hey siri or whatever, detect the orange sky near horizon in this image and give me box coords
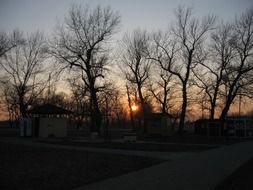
[0,95,252,122]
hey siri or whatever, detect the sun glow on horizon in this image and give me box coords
[131,105,138,112]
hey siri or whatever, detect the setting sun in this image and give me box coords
[131,105,138,111]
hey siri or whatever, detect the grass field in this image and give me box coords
[0,142,162,190]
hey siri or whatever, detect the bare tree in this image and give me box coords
[46,91,69,107]
[193,23,235,119]
[0,80,19,126]
[50,5,120,133]
[0,30,23,57]
[0,30,24,122]
[126,84,135,130]
[148,7,215,134]
[0,31,48,118]
[68,77,90,129]
[149,70,176,114]
[98,82,126,129]
[120,29,151,133]
[219,7,253,123]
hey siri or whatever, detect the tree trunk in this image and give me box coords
[90,88,102,134]
[219,101,230,136]
[19,94,26,118]
[137,83,147,134]
[210,101,216,120]
[219,87,238,135]
[126,85,135,131]
[178,84,187,135]
[177,51,192,135]
[209,78,221,120]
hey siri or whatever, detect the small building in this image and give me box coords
[23,104,73,138]
[146,113,175,136]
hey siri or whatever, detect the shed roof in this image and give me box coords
[27,104,73,115]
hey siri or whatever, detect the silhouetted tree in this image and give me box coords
[149,70,177,114]
[148,7,215,134]
[0,30,23,125]
[98,82,126,129]
[50,4,120,134]
[126,84,135,130]
[0,31,49,118]
[47,92,69,107]
[0,80,19,126]
[120,29,151,133]
[193,23,235,119]
[68,77,90,129]
[0,30,23,57]
[219,7,253,124]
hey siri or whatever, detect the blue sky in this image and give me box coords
[0,0,252,36]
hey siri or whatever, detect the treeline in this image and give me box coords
[0,4,253,134]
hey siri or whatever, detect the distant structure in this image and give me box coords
[195,116,253,138]
[145,113,175,136]
[226,116,253,137]
[195,119,223,136]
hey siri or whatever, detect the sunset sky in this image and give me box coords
[0,0,253,120]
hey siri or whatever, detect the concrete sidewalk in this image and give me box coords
[74,141,253,190]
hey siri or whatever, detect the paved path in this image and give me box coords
[2,138,253,190]
[74,141,253,190]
